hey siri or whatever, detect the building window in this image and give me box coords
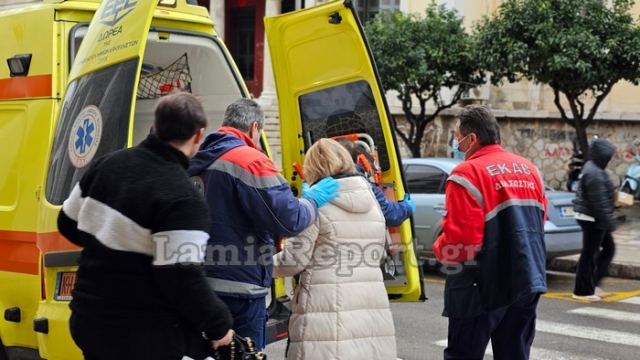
[229,7,256,80]
[354,0,400,23]
[225,0,265,98]
[282,0,296,13]
[196,0,210,9]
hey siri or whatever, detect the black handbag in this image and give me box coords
[211,334,267,360]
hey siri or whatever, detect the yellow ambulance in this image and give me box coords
[0,0,424,358]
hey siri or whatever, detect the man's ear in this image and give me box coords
[469,133,478,146]
[194,128,205,146]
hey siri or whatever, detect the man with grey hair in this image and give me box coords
[188,98,339,350]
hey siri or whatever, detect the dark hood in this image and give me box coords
[187,131,245,176]
[589,138,616,169]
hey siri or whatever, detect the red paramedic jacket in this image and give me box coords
[433,144,548,318]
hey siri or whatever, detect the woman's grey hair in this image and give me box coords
[222,98,264,132]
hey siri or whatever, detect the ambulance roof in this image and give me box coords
[1,0,211,21]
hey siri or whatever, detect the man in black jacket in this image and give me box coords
[572,138,618,301]
[58,92,233,359]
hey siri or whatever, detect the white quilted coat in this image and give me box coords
[273,176,397,360]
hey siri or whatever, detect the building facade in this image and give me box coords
[206,0,640,189]
[3,0,635,187]
[396,0,640,189]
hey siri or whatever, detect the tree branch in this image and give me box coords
[391,114,411,149]
[585,82,614,127]
[397,87,417,152]
[565,92,582,122]
[413,86,466,149]
[553,88,574,127]
[449,86,467,107]
[576,97,585,119]
[430,90,462,120]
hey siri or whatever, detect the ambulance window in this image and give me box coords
[69,25,88,67]
[131,32,245,145]
[46,58,138,205]
[298,80,390,171]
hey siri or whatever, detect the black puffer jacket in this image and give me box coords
[573,139,618,231]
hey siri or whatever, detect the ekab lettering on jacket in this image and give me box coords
[486,162,537,191]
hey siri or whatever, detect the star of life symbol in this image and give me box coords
[100,0,138,27]
[75,119,94,154]
[68,106,102,169]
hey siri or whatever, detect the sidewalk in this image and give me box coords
[548,202,640,280]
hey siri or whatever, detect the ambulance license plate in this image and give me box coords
[54,272,77,301]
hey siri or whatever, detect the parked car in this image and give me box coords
[403,158,583,261]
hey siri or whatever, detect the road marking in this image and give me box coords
[620,296,640,305]
[433,339,606,359]
[537,319,640,348]
[544,289,640,303]
[424,277,446,285]
[600,289,640,303]
[568,307,640,323]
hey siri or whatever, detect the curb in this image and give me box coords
[548,257,640,281]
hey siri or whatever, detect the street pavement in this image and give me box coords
[265,271,640,360]
[549,203,640,279]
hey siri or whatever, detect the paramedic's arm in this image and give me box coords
[370,183,412,227]
[433,181,485,264]
[238,157,317,239]
[273,217,321,277]
[151,198,233,342]
[57,184,83,246]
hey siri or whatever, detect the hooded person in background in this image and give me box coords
[188,98,340,350]
[572,138,618,301]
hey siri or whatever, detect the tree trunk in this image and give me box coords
[409,140,422,158]
[574,120,589,160]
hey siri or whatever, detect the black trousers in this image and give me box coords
[574,220,616,296]
[444,293,541,360]
[70,312,210,360]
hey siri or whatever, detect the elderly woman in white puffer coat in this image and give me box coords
[273,138,397,360]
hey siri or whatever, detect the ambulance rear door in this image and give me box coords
[38,2,158,358]
[265,0,425,302]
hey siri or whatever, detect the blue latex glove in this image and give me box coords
[302,182,311,196]
[302,177,340,208]
[403,193,416,214]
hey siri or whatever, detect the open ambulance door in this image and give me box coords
[265,0,425,302]
[37,2,157,359]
